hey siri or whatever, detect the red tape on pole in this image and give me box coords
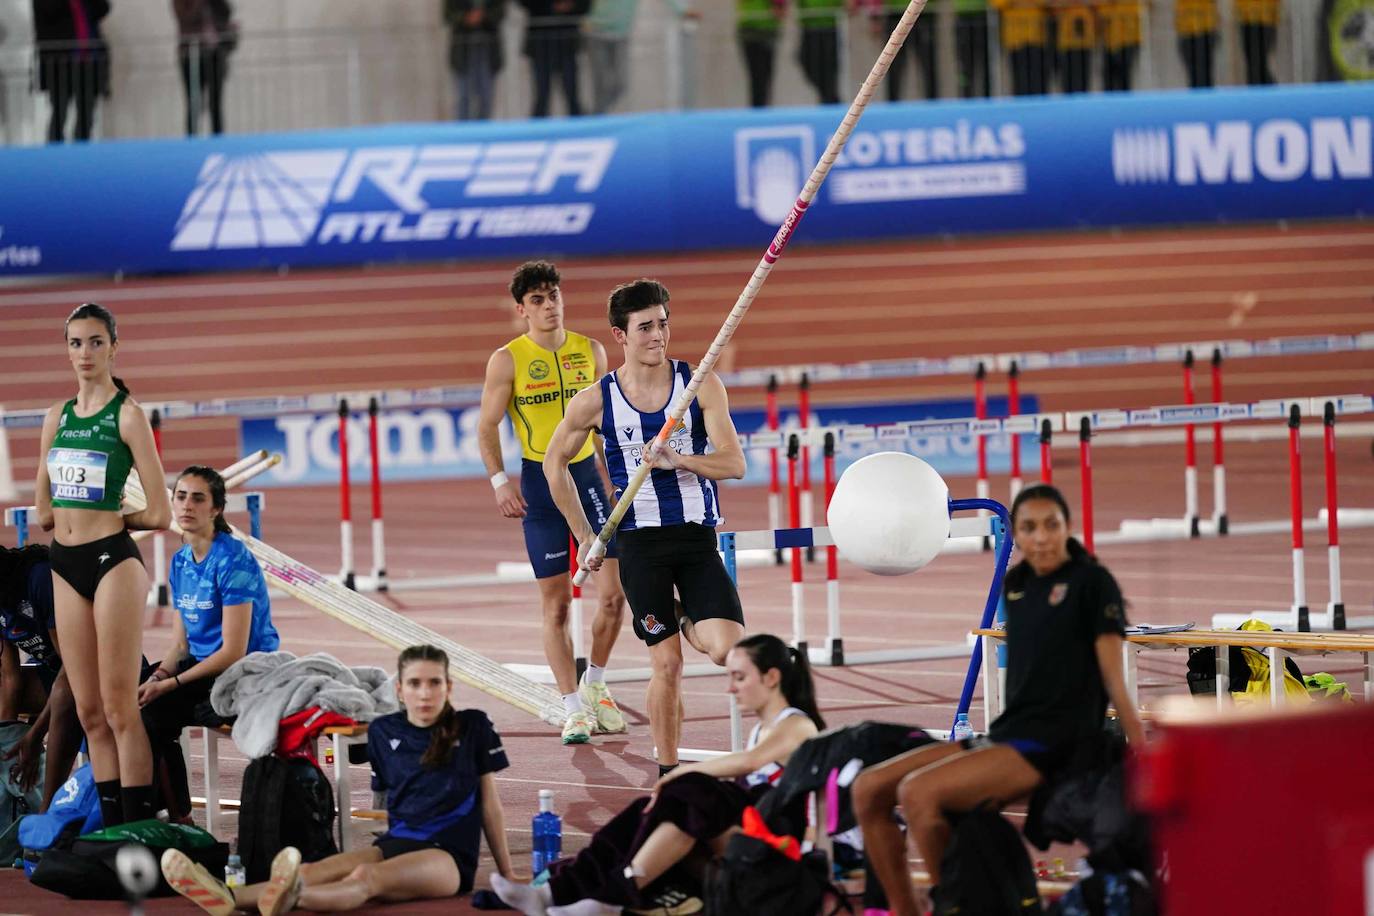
[1008,362,1021,480]
[368,397,383,523]
[1039,419,1053,484]
[1079,417,1094,554]
[338,400,352,524]
[974,362,988,483]
[824,433,837,582]
[788,435,802,585]
[1324,402,1338,548]
[1288,406,1303,551]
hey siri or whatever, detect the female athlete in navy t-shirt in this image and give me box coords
[161,644,519,915]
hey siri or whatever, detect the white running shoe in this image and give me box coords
[160,848,236,916]
[258,845,303,916]
[561,708,596,745]
[580,677,627,734]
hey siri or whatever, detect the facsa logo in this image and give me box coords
[172,140,617,251]
[1113,117,1371,185]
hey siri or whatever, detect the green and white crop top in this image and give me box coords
[46,391,135,512]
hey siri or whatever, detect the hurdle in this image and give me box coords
[1209,394,1374,633]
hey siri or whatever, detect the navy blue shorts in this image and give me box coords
[521,457,617,579]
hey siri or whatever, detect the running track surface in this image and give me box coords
[1,222,1372,913]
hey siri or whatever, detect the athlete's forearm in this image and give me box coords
[477,420,507,476]
[120,507,167,531]
[673,448,746,481]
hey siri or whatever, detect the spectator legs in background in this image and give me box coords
[885,13,939,101]
[799,27,840,104]
[1179,33,1216,87]
[1102,46,1137,90]
[1240,22,1275,84]
[530,40,555,117]
[588,34,627,114]
[740,35,775,107]
[555,36,583,116]
[206,50,226,135]
[46,82,70,142]
[956,12,991,97]
[455,44,496,120]
[1009,45,1048,95]
[1061,48,1091,92]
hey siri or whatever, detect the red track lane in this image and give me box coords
[1,222,1373,913]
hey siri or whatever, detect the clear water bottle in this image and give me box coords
[224,852,246,889]
[531,789,562,876]
[951,713,974,743]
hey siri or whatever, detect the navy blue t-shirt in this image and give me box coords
[0,562,60,672]
[367,709,509,880]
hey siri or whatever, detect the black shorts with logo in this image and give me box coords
[49,530,144,602]
[615,523,743,647]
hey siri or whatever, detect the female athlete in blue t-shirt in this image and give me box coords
[161,644,519,915]
[137,466,281,821]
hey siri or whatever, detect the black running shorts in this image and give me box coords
[615,523,744,647]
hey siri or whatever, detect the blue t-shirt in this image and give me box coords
[0,562,60,671]
[170,532,280,662]
[367,709,509,881]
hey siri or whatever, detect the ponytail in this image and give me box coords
[112,376,131,394]
[421,701,462,768]
[734,633,826,730]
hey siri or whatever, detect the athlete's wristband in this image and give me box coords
[490,472,510,490]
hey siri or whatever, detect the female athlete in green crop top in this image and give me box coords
[35,303,171,827]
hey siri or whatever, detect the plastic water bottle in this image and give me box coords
[951,713,974,743]
[531,789,562,875]
[224,853,246,890]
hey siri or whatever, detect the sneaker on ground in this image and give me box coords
[580,677,627,734]
[561,708,596,745]
[160,848,236,916]
[258,845,303,916]
[626,885,704,916]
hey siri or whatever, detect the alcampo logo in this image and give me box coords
[171,139,617,251]
[1112,117,1372,185]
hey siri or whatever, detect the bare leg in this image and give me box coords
[231,848,382,909]
[587,559,625,670]
[646,637,683,767]
[299,849,461,911]
[536,574,576,696]
[686,617,744,667]
[41,676,82,810]
[93,559,153,787]
[627,822,695,888]
[897,746,1041,884]
[51,575,117,781]
[853,743,965,916]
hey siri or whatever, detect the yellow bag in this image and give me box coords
[1233,619,1311,706]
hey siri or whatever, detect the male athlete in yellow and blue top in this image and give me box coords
[478,261,628,745]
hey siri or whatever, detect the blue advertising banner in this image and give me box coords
[239,396,1040,489]
[2,84,1371,276]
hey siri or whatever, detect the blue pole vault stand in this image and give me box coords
[948,497,1013,731]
